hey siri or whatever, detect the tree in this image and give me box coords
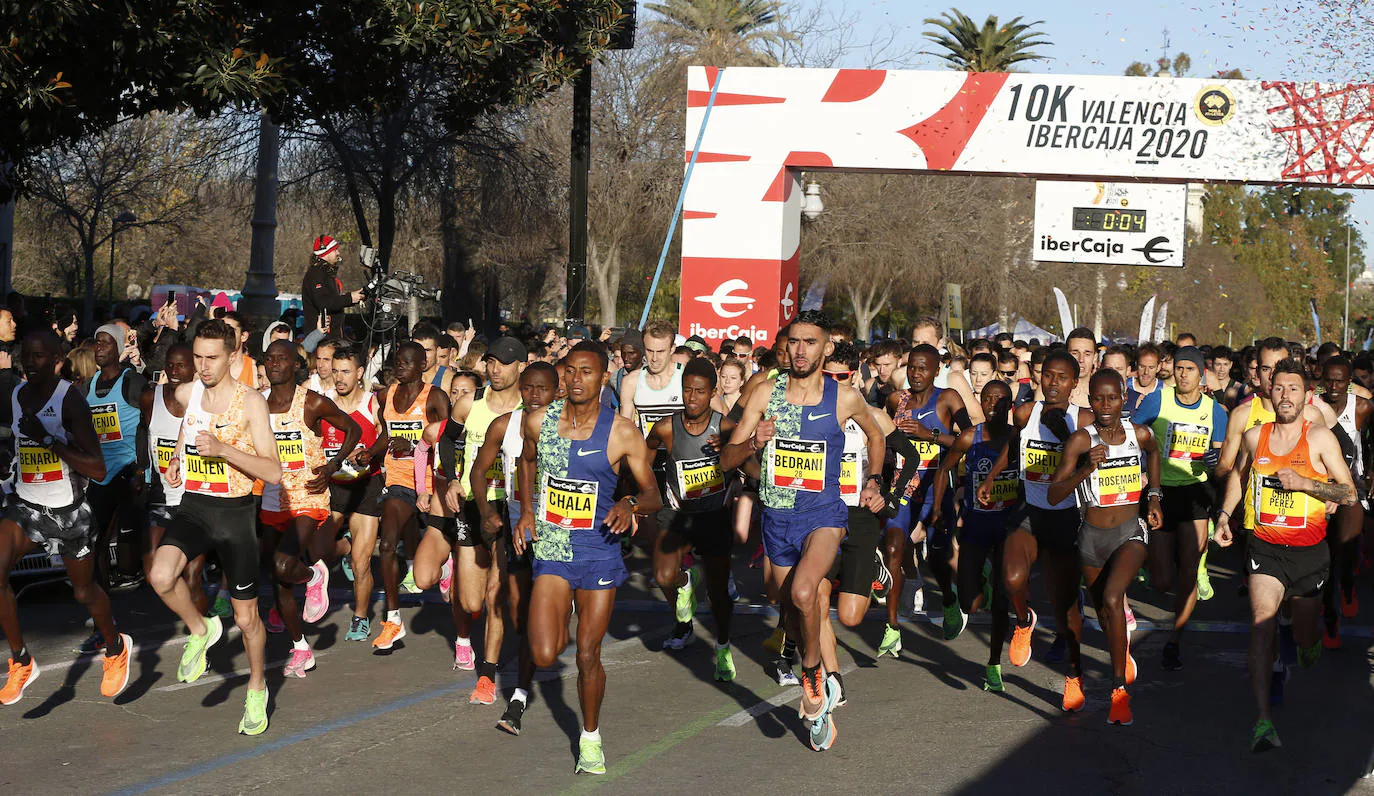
[922,10,1052,72]
[647,0,786,66]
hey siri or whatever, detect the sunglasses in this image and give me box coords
[824,370,853,381]
[998,369,1017,377]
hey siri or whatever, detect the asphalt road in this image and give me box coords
[2,541,1373,795]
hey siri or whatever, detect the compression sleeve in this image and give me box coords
[414,440,431,497]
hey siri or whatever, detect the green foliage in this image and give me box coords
[646,0,785,66]
[922,9,1051,72]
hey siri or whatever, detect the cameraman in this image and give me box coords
[302,234,364,334]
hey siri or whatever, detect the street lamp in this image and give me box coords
[107,211,137,304]
[801,181,825,221]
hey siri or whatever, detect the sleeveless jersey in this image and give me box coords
[891,388,948,500]
[12,380,80,506]
[1334,392,1363,481]
[665,411,727,513]
[967,425,1018,514]
[839,417,868,509]
[534,400,620,562]
[1151,386,1219,486]
[1250,421,1328,547]
[632,364,684,436]
[1075,420,1144,509]
[86,369,139,485]
[430,365,450,388]
[1020,401,1078,510]
[502,409,526,527]
[181,380,257,498]
[148,384,185,507]
[760,374,845,513]
[322,392,380,483]
[261,385,329,513]
[382,383,432,490]
[464,393,508,501]
[1240,395,1277,529]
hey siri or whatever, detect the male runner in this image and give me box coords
[259,339,360,678]
[86,323,149,592]
[515,342,661,774]
[648,358,738,678]
[1317,356,1370,647]
[413,323,456,393]
[149,319,282,734]
[307,336,338,394]
[619,319,684,431]
[1215,358,1355,751]
[723,310,886,752]
[470,361,558,734]
[1126,343,1164,414]
[1132,346,1228,669]
[0,331,132,704]
[1065,328,1098,408]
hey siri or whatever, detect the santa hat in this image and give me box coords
[312,235,340,257]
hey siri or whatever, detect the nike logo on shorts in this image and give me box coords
[1250,559,1259,571]
[598,578,614,586]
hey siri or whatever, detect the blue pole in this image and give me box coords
[639,69,724,328]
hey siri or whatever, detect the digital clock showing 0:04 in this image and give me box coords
[1072,207,1147,233]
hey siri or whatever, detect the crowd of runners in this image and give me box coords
[0,260,1370,770]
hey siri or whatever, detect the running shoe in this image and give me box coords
[1297,641,1322,669]
[983,664,1004,693]
[871,549,892,604]
[575,737,606,775]
[401,567,420,595]
[75,630,105,655]
[99,633,133,698]
[807,676,841,751]
[1196,551,1214,601]
[675,567,699,624]
[266,607,285,634]
[453,641,475,670]
[763,627,785,654]
[1250,718,1281,752]
[238,687,269,736]
[439,555,453,603]
[371,620,406,651]
[1269,663,1287,707]
[1124,604,1138,634]
[1046,633,1066,664]
[1161,641,1183,671]
[828,672,846,707]
[497,698,527,735]
[0,656,38,705]
[1009,609,1037,667]
[1061,675,1085,712]
[663,621,693,651]
[283,645,316,679]
[1107,686,1133,726]
[714,646,737,682]
[344,616,370,642]
[303,561,331,623]
[210,594,233,619]
[771,656,799,687]
[1342,590,1359,619]
[1126,643,1138,686]
[1324,622,1342,650]
[878,624,903,658]
[470,675,497,705]
[942,596,968,641]
[177,615,223,684]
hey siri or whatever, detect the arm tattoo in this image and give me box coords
[1304,479,1356,506]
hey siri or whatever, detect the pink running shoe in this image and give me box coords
[302,561,330,623]
[439,555,454,604]
[283,645,316,678]
[453,641,475,671]
[1124,604,1138,634]
[266,607,285,634]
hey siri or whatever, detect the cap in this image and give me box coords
[95,324,125,358]
[620,328,644,353]
[263,321,292,352]
[1173,345,1206,374]
[567,325,590,341]
[485,336,528,365]
[312,235,340,257]
[684,335,708,354]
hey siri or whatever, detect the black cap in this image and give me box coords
[568,325,591,341]
[485,336,528,364]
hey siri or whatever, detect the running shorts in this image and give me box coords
[656,506,732,559]
[762,499,848,569]
[1017,505,1080,553]
[533,555,627,590]
[330,477,383,518]
[4,493,96,560]
[1078,516,1148,569]
[829,506,882,596]
[1248,535,1329,599]
[1159,482,1214,529]
[161,493,258,601]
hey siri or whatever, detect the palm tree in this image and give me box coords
[646,0,786,66]
[923,10,1051,72]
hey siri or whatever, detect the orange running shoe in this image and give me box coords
[1107,686,1133,726]
[372,621,407,651]
[798,666,825,720]
[1342,591,1358,619]
[1061,676,1085,712]
[1125,645,1138,686]
[0,655,39,706]
[1009,609,1037,667]
[100,633,133,699]
[469,675,497,705]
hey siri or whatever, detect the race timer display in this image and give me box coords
[1072,207,1147,232]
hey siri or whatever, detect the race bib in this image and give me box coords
[485,459,507,496]
[1094,455,1143,507]
[895,440,941,474]
[185,444,230,495]
[156,436,177,476]
[839,451,859,496]
[388,419,423,456]
[1023,439,1062,483]
[18,441,63,483]
[637,411,671,435]
[973,469,1019,511]
[275,429,306,472]
[677,455,724,500]
[1255,475,1307,529]
[1165,422,1210,461]
[90,403,123,443]
[543,475,598,530]
[771,438,826,493]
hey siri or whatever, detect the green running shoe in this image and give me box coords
[984,664,1005,692]
[344,616,370,642]
[177,615,222,684]
[575,737,606,774]
[1197,547,1214,601]
[1297,641,1322,669]
[1250,718,1281,752]
[210,594,233,619]
[401,567,420,595]
[943,595,968,641]
[675,566,699,624]
[238,687,269,736]
[714,645,737,682]
[879,624,902,658]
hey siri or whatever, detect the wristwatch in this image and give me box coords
[40,434,56,448]
[624,495,640,510]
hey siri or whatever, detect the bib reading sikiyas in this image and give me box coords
[543,475,598,530]
[1023,439,1062,483]
[90,402,123,443]
[1165,422,1210,461]
[677,456,725,500]
[18,441,63,483]
[275,429,306,472]
[185,444,231,495]
[771,438,826,492]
